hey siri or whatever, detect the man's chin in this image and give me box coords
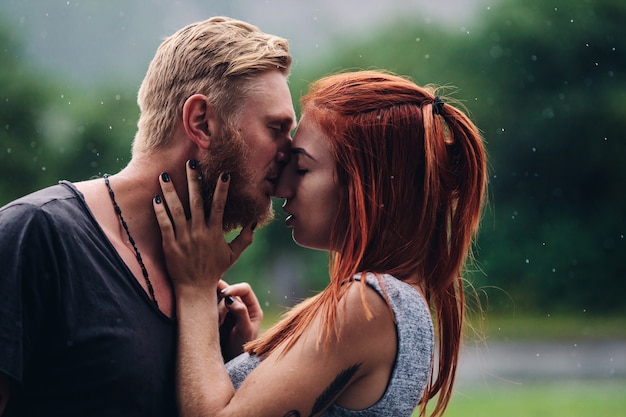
[221,200,274,233]
[253,205,275,230]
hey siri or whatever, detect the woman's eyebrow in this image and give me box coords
[291,147,316,161]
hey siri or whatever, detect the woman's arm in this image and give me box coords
[155,162,396,417]
[231,282,396,416]
[154,163,257,415]
[176,277,395,417]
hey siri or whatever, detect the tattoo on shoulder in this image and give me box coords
[310,363,362,415]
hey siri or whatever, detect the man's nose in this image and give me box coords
[275,135,292,164]
[276,150,289,164]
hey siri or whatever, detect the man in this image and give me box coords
[0,16,296,416]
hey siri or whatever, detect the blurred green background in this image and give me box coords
[1,0,625,414]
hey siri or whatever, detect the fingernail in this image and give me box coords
[161,172,170,182]
[225,296,234,305]
[221,172,230,182]
[251,222,257,231]
[189,159,197,169]
[154,194,162,204]
[220,288,229,294]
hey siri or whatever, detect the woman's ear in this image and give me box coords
[182,94,220,150]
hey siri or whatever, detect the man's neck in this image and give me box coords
[73,149,192,317]
[105,153,191,253]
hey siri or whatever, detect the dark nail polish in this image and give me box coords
[161,172,170,182]
[189,159,197,170]
[251,222,257,231]
[221,172,230,182]
[225,296,234,305]
[154,194,162,204]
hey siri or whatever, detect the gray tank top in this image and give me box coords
[226,273,434,416]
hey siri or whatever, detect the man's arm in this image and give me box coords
[0,373,11,415]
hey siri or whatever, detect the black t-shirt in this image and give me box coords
[0,182,178,416]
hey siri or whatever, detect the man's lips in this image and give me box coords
[265,177,278,196]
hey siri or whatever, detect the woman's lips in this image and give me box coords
[283,208,294,227]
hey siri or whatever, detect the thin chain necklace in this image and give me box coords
[103,174,158,307]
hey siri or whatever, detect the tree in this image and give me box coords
[291,0,626,313]
[0,20,137,206]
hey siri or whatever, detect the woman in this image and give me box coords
[154,70,487,417]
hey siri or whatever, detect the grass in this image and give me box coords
[418,380,626,417]
[420,313,626,416]
[475,312,626,341]
[261,309,626,416]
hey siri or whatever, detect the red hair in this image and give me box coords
[246,70,487,417]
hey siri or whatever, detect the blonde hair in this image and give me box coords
[132,16,291,154]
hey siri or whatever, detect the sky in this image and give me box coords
[0,0,493,85]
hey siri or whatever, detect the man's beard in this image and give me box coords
[198,127,274,233]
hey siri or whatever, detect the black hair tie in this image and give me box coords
[433,96,445,115]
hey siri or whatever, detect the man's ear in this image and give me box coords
[182,94,220,150]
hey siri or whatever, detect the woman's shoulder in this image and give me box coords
[348,272,433,342]
[340,274,394,323]
[351,273,428,311]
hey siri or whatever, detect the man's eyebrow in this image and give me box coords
[291,147,316,161]
[268,114,297,130]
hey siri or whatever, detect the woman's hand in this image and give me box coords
[153,161,254,291]
[218,280,264,361]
